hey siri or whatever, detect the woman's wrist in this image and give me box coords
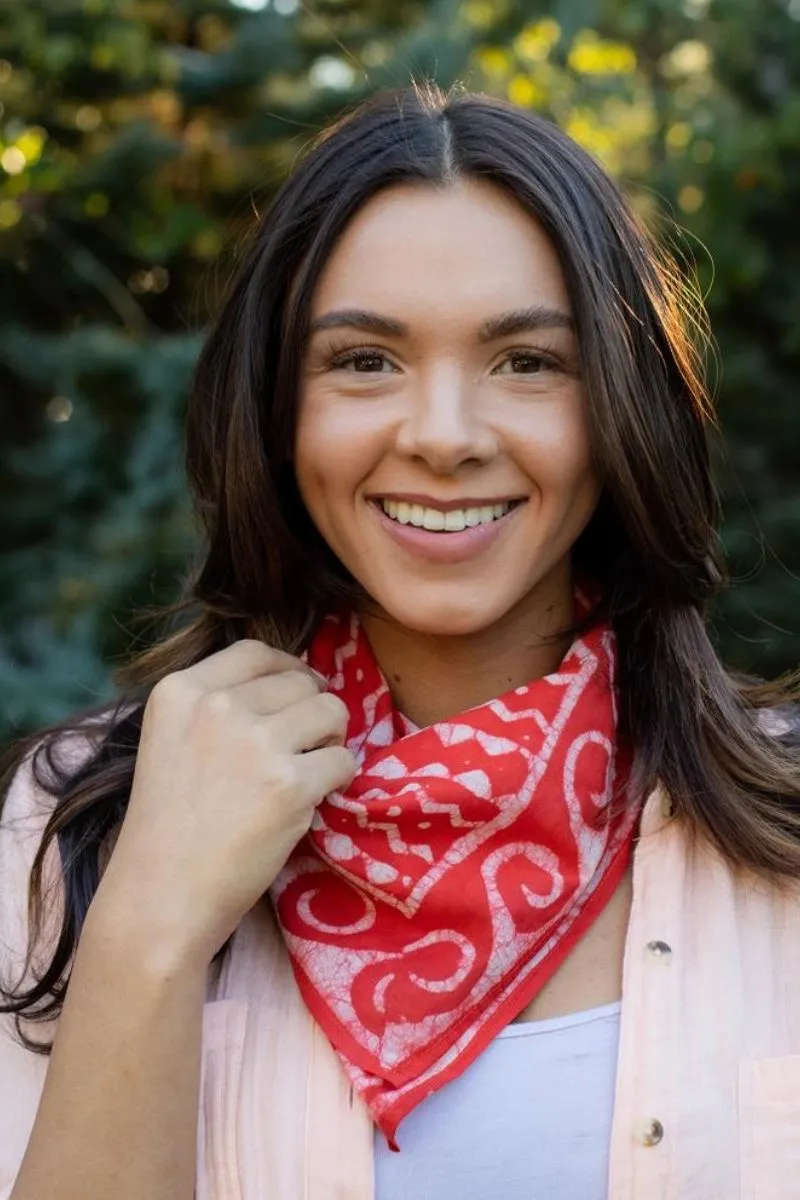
[83,883,214,987]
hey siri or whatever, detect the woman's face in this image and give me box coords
[296,179,600,637]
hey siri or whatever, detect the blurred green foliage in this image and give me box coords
[0,0,798,739]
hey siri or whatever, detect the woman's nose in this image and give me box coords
[394,367,498,473]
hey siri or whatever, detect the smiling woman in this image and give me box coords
[297,182,597,667]
[0,83,799,1200]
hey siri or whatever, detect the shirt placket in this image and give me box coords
[608,787,679,1199]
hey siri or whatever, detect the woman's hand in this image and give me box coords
[93,640,355,966]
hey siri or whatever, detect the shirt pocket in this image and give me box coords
[739,1055,800,1200]
[196,999,249,1200]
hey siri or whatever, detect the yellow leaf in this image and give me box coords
[678,184,704,212]
[666,122,692,150]
[568,30,636,76]
[514,18,560,62]
[0,199,22,229]
[84,192,109,217]
[662,40,711,77]
[508,75,538,107]
[0,147,25,175]
[90,44,116,70]
[478,47,512,76]
[15,127,47,166]
[462,0,496,29]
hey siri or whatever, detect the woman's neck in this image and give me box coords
[360,577,575,728]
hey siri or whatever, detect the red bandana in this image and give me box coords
[270,606,639,1149]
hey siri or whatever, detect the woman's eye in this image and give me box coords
[494,352,552,375]
[332,350,396,374]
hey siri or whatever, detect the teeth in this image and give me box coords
[423,508,446,531]
[380,500,513,531]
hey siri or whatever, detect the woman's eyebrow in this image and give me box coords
[308,309,406,337]
[477,305,574,341]
[307,304,574,339]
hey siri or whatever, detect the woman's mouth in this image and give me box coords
[378,498,518,532]
[368,496,526,564]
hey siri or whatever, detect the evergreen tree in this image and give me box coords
[0,0,797,741]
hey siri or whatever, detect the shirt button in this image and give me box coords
[640,1118,665,1147]
[646,940,672,959]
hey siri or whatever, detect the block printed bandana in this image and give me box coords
[269,606,640,1149]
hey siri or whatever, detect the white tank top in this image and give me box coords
[374,1001,621,1200]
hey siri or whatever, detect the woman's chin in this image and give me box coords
[371,592,511,639]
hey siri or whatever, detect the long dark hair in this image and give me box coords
[2,82,798,1048]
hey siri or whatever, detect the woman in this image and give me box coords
[1,82,799,1200]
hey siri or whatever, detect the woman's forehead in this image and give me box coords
[307,179,573,328]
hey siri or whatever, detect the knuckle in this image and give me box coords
[197,689,235,720]
[288,670,319,697]
[267,756,301,799]
[320,691,348,726]
[329,745,357,778]
[240,638,295,670]
[234,638,275,663]
[149,671,193,709]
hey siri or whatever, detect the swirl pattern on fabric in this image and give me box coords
[269,603,639,1149]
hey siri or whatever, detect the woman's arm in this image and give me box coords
[10,901,207,1200]
[4,640,355,1199]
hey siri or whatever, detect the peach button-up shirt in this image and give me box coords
[2,748,800,1199]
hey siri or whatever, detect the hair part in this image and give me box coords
[2,81,798,1049]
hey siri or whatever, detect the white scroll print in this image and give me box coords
[294,632,602,923]
[270,627,627,1083]
[266,611,645,1149]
